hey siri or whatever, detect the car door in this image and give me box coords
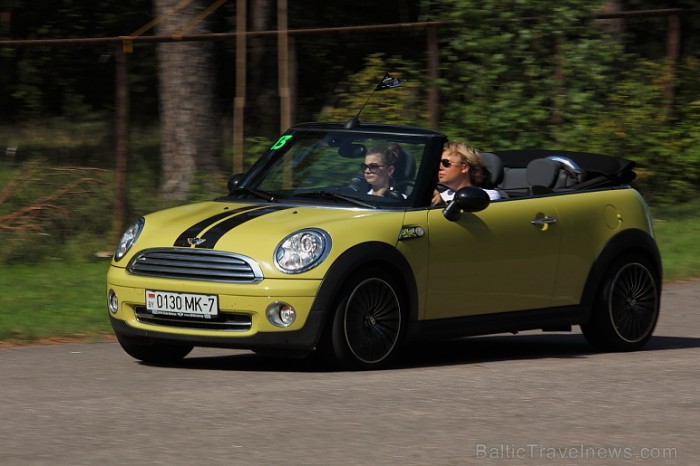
[424,197,561,319]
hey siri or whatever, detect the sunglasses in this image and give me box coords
[360,163,385,173]
[440,159,466,168]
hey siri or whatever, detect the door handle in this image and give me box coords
[531,217,557,225]
[531,216,557,231]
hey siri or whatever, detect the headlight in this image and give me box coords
[274,228,331,274]
[114,217,144,261]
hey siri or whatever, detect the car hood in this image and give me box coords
[120,200,409,278]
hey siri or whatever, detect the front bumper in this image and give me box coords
[107,265,327,352]
[109,311,325,352]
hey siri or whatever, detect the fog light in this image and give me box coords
[108,290,119,314]
[266,302,296,327]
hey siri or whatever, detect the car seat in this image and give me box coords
[526,156,585,194]
[392,147,416,196]
[479,152,507,198]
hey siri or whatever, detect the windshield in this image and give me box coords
[235,129,429,208]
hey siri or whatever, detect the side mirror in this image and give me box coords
[443,186,490,221]
[227,173,245,193]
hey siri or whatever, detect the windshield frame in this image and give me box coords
[227,122,447,209]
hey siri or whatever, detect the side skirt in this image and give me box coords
[405,305,591,343]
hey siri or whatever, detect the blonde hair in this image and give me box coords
[443,141,483,185]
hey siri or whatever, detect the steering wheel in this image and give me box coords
[392,179,415,194]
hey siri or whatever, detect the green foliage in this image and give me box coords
[554,58,700,204]
[435,0,700,205]
[437,0,620,148]
[2,1,700,226]
[318,53,429,127]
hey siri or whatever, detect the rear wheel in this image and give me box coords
[330,268,405,370]
[581,254,660,352]
[115,332,193,364]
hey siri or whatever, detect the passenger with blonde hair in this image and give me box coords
[431,141,500,205]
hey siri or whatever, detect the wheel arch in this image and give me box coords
[581,228,662,307]
[310,241,419,333]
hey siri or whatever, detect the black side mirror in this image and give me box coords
[443,186,490,221]
[227,173,245,193]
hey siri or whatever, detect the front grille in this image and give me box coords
[127,248,263,283]
[135,306,252,331]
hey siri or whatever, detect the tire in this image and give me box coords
[329,268,405,370]
[581,253,660,352]
[115,332,193,365]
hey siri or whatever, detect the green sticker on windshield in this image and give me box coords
[271,134,293,150]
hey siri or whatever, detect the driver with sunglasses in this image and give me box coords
[431,141,501,206]
[361,144,406,198]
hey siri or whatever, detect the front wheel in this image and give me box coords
[115,332,194,365]
[330,268,405,370]
[581,254,660,352]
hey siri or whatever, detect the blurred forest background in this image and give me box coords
[1,0,700,265]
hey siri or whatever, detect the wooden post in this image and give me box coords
[663,12,680,118]
[112,46,129,246]
[278,0,292,188]
[233,0,246,174]
[278,0,290,133]
[427,24,439,131]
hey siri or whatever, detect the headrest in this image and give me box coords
[526,158,561,188]
[393,148,416,181]
[479,152,504,188]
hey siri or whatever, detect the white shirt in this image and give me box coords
[441,187,501,202]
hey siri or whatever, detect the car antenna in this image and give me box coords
[344,72,406,129]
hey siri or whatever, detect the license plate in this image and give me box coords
[145,290,218,319]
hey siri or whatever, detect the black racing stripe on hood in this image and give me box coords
[196,206,292,248]
[173,206,261,247]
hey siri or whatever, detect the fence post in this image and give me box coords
[664,12,680,118]
[112,45,129,246]
[427,24,439,131]
[233,0,246,174]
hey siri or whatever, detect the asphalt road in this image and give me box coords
[1,280,698,466]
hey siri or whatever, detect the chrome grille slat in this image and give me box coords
[138,259,253,272]
[127,248,263,283]
[134,306,252,331]
[130,264,251,277]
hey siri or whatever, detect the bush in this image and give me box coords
[0,160,114,264]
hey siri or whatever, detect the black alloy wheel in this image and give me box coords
[331,268,404,370]
[582,254,660,352]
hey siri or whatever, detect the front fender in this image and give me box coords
[307,241,419,343]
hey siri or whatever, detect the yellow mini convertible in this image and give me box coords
[107,121,662,369]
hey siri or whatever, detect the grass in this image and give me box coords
[652,200,700,282]
[0,201,699,345]
[0,260,113,343]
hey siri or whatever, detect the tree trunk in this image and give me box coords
[247,0,278,137]
[597,0,625,39]
[155,0,221,206]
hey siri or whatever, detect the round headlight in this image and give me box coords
[114,217,144,261]
[274,228,331,274]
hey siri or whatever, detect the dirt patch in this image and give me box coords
[0,333,116,348]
